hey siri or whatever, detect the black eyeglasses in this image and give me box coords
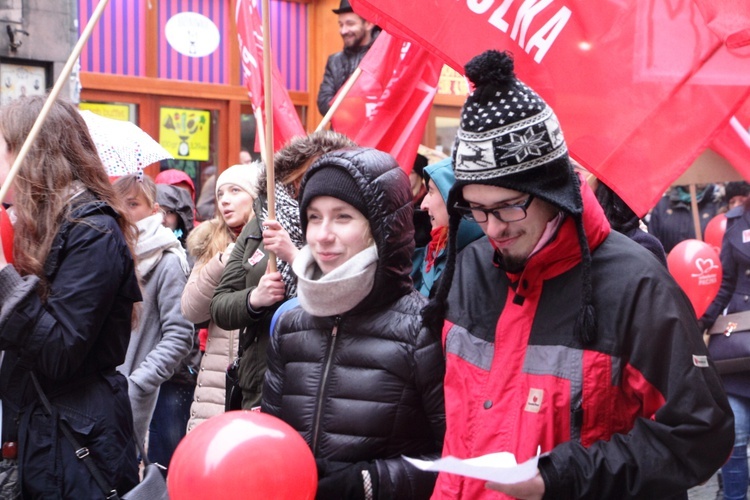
[453,195,535,223]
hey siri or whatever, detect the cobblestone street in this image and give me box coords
[688,471,720,500]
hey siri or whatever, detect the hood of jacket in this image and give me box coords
[424,158,484,252]
[156,184,195,234]
[299,148,415,315]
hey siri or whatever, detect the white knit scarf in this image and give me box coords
[135,213,190,279]
[292,244,378,317]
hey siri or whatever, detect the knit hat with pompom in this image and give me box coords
[424,50,597,346]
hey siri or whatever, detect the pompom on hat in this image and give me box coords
[424,50,597,346]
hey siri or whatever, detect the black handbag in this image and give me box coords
[31,373,168,500]
[706,311,750,375]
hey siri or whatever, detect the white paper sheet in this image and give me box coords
[404,449,540,484]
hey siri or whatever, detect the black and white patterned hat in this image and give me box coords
[424,50,597,346]
[451,50,581,217]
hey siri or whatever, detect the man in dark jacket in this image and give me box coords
[316,0,378,116]
[424,49,733,499]
[648,183,724,254]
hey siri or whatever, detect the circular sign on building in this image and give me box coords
[165,12,220,58]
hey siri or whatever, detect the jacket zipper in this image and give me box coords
[311,316,341,454]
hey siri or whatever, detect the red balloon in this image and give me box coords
[703,213,727,254]
[167,411,317,500]
[667,239,722,318]
[0,205,13,265]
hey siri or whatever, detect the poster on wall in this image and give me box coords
[0,62,47,105]
[79,102,131,122]
[159,107,210,161]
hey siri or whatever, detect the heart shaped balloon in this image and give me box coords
[667,239,722,318]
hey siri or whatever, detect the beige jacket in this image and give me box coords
[181,251,239,433]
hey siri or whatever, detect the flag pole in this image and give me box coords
[261,0,277,272]
[689,183,703,241]
[0,0,112,204]
[315,67,363,132]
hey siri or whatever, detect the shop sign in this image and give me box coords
[165,12,221,58]
[79,102,131,121]
[437,65,469,96]
[159,107,210,161]
[0,62,46,105]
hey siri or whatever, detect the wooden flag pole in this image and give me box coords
[0,0,112,204]
[689,183,703,241]
[315,67,363,133]
[261,0,277,272]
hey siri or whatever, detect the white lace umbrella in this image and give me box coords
[79,110,173,177]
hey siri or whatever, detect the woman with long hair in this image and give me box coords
[182,163,261,431]
[0,96,140,497]
[211,131,355,410]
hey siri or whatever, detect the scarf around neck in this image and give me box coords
[292,244,378,317]
[261,181,305,298]
[135,213,190,279]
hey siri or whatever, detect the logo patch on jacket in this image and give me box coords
[524,388,544,413]
[692,355,709,368]
[248,249,265,266]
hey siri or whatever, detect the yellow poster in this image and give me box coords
[159,107,210,161]
[79,102,131,121]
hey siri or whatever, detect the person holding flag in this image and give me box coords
[316,0,379,117]
[422,50,733,499]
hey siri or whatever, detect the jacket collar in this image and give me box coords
[507,177,611,286]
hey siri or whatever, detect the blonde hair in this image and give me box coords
[186,218,236,266]
[113,174,157,208]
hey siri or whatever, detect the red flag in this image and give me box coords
[693,0,750,48]
[236,0,305,153]
[711,99,750,177]
[331,31,443,174]
[350,0,750,216]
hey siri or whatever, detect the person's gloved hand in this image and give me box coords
[315,459,379,500]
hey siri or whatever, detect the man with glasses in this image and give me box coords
[424,50,733,499]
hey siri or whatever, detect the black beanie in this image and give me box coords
[299,166,369,226]
[424,50,597,345]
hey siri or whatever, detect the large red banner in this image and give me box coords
[236,0,305,153]
[711,98,750,176]
[350,0,750,216]
[331,31,443,174]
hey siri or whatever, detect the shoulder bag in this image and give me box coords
[706,311,750,375]
[30,373,168,500]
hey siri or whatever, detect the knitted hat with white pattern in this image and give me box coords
[424,50,597,346]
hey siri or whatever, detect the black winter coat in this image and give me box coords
[0,196,141,498]
[700,206,750,398]
[262,149,446,499]
[648,185,723,253]
[316,31,379,116]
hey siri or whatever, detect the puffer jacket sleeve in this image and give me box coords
[182,251,225,324]
[700,223,739,328]
[316,54,338,116]
[260,315,285,417]
[374,324,446,500]
[538,262,733,498]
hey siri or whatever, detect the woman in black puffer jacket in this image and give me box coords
[261,148,445,500]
